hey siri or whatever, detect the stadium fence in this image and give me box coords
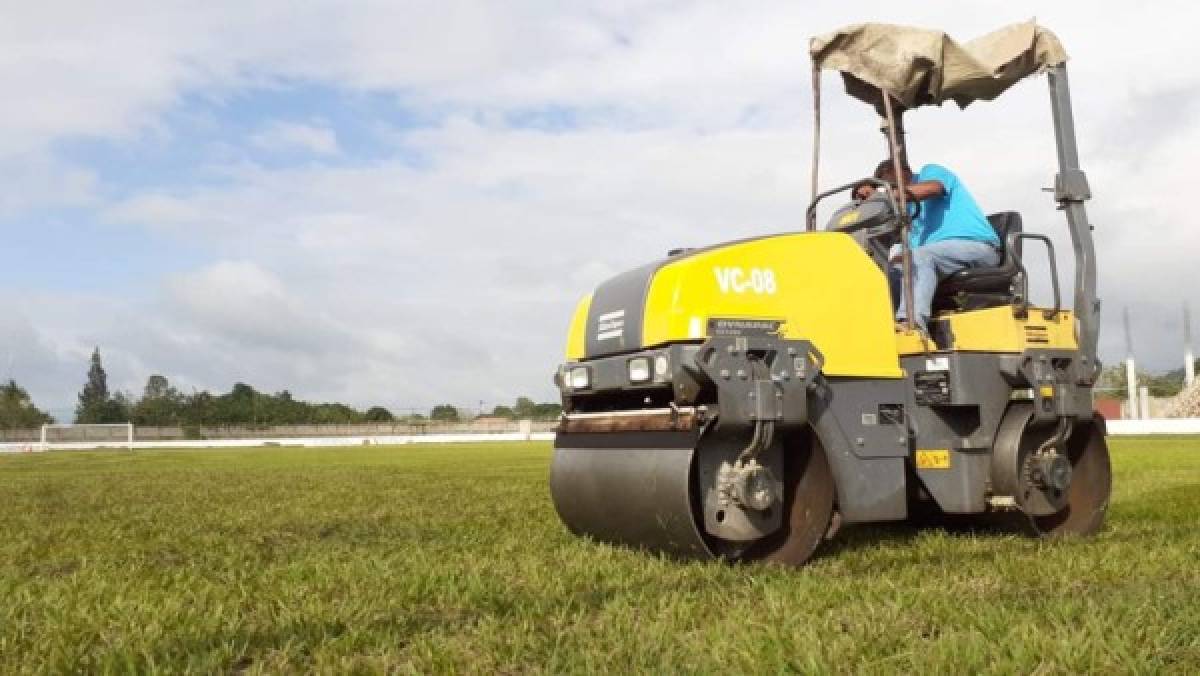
[0,419,558,443]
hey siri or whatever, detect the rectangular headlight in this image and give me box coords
[628,357,651,383]
[569,366,590,390]
[653,354,670,380]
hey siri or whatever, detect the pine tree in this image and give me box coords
[75,348,111,423]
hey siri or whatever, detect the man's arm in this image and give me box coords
[896,179,945,202]
[888,179,945,262]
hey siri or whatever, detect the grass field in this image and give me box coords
[1,438,1198,673]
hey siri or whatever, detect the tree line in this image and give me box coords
[6,349,1197,431]
[0,348,561,430]
[1095,360,1199,399]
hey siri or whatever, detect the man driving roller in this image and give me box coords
[855,159,1000,331]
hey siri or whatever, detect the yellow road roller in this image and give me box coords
[550,22,1110,565]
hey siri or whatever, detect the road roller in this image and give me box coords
[549,22,1111,565]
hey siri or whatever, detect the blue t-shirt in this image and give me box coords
[907,164,999,249]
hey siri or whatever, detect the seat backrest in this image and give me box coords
[987,211,1023,256]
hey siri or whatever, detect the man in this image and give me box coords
[855,159,1000,331]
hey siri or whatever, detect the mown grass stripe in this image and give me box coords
[1,439,1198,673]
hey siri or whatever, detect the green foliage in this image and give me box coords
[105,392,134,424]
[1096,363,1189,399]
[514,396,537,418]
[176,385,392,427]
[132,375,186,426]
[66,348,559,429]
[363,406,394,422]
[0,380,54,429]
[532,402,562,419]
[311,403,361,425]
[502,397,561,420]
[485,399,561,421]
[0,438,1197,672]
[75,348,117,423]
[1147,373,1185,398]
[72,349,132,424]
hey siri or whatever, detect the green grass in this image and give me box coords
[1,437,1198,674]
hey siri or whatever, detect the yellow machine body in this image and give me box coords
[566,232,1079,374]
[567,232,903,378]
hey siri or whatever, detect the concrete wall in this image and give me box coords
[0,431,557,453]
[5,418,1198,453]
[0,420,559,443]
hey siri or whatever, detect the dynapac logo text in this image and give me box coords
[713,267,777,295]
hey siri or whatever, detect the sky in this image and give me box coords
[2,1,1198,420]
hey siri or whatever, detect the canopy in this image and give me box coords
[810,21,1067,110]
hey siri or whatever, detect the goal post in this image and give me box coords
[40,423,134,451]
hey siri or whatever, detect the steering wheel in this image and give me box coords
[807,177,900,231]
[849,182,923,223]
[808,177,922,273]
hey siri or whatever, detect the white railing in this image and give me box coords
[4,419,1200,453]
[1105,418,1200,435]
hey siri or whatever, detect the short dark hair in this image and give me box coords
[873,158,911,180]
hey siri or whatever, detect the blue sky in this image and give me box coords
[2,1,1198,418]
[7,85,438,292]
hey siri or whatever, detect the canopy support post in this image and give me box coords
[807,61,821,231]
[1048,63,1100,380]
[881,93,915,333]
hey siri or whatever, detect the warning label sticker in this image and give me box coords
[915,449,952,470]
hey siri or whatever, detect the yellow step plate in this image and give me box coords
[896,306,1078,356]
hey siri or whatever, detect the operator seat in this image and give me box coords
[932,211,1023,312]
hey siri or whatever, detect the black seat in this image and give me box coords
[932,212,1022,312]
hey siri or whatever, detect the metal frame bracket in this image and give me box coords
[1054,169,1091,202]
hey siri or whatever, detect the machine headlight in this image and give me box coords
[568,366,590,390]
[654,355,670,378]
[628,357,651,383]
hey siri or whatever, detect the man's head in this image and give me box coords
[873,158,913,186]
[853,158,914,200]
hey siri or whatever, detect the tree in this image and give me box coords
[143,374,170,399]
[514,396,537,419]
[1096,364,1186,399]
[430,404,460,422]
[133,374,186,426]
[490,405,516,420]
[102,391,134,424]
[532,402,563,419]
[311,403,361,424]
[182,390,216,426]
[507,396,559,420]
[1146,372,1184,398]
[216,383,260,425]
[364,406,394,422]
[75,347,111,423]
[0,380,54,430]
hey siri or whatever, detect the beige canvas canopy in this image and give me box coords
[810,21,1067,109]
